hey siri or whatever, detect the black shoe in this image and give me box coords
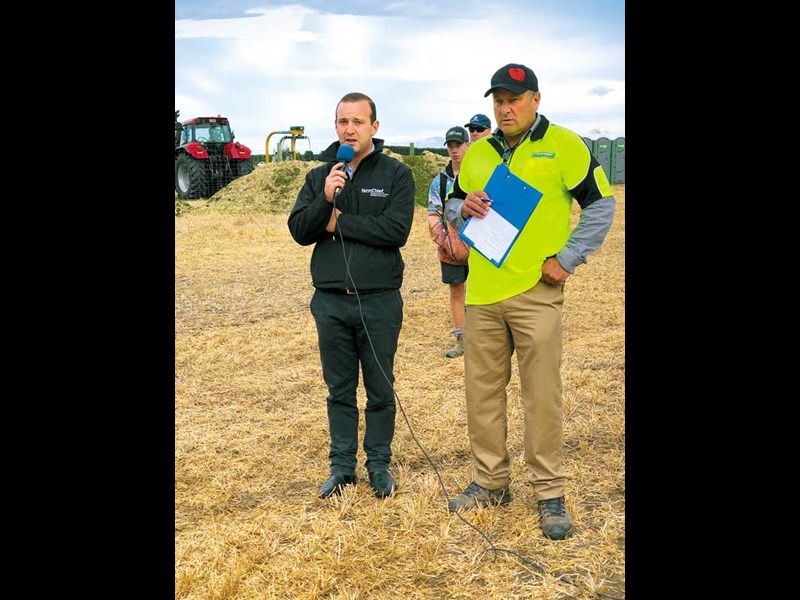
[319,472,357,499]
[367,468,396,498]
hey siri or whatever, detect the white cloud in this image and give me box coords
[175,5,318,42]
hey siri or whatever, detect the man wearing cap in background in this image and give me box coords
[444,64,615,541]
[426,125,470,358]
[464,113,493,142]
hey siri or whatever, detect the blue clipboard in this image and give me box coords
[458,163,543,267]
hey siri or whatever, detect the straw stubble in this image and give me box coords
[176,157,625,599]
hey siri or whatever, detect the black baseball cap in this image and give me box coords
[484,63,539,97]
[444,126,468,145]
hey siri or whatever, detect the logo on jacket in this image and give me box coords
[362,187,388,197]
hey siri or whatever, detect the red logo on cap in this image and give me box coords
[508,68,525,81]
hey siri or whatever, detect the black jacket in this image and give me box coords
[287,138,415,292]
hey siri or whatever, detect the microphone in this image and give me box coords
[334,144,354,198]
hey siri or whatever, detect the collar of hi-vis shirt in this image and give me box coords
[496,113,542,160]
[346,142,376,178]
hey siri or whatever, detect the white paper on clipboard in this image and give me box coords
[458,163,543,267]
[460,209,518,263]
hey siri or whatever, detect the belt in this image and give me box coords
[322,287,391,296]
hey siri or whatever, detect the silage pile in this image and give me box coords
[193,150,449,215]
[205,160,325,214]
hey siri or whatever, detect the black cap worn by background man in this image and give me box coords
[444,126,469,145]
[484,63,539,96]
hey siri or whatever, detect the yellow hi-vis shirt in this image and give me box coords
[457,120,613,305]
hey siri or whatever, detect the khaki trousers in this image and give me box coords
[463,281,565,499]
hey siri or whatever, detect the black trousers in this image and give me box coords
[310,288,403,473]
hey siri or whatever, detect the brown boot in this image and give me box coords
[538,496,574,540]
[443,334,464,359]
[447,481,512,511]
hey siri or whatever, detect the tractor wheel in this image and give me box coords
[237,159,254,177]
[175,154,209,199]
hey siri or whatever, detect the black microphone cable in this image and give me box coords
[328,199,614,598]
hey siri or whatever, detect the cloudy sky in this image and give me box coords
[175,0,624,155]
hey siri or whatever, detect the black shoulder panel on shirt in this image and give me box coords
[569,150,605,209]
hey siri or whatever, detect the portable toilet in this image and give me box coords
[594,137,612,182]
[612,137,625,183]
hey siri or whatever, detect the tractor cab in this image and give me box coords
[179,117,234,146]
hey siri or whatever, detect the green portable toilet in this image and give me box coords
[612,137,625,183]
[594,137,612,182]
[582,137,594,156]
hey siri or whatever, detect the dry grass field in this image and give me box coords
[175,158,625,599]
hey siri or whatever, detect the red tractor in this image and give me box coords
[175,116,253,199]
